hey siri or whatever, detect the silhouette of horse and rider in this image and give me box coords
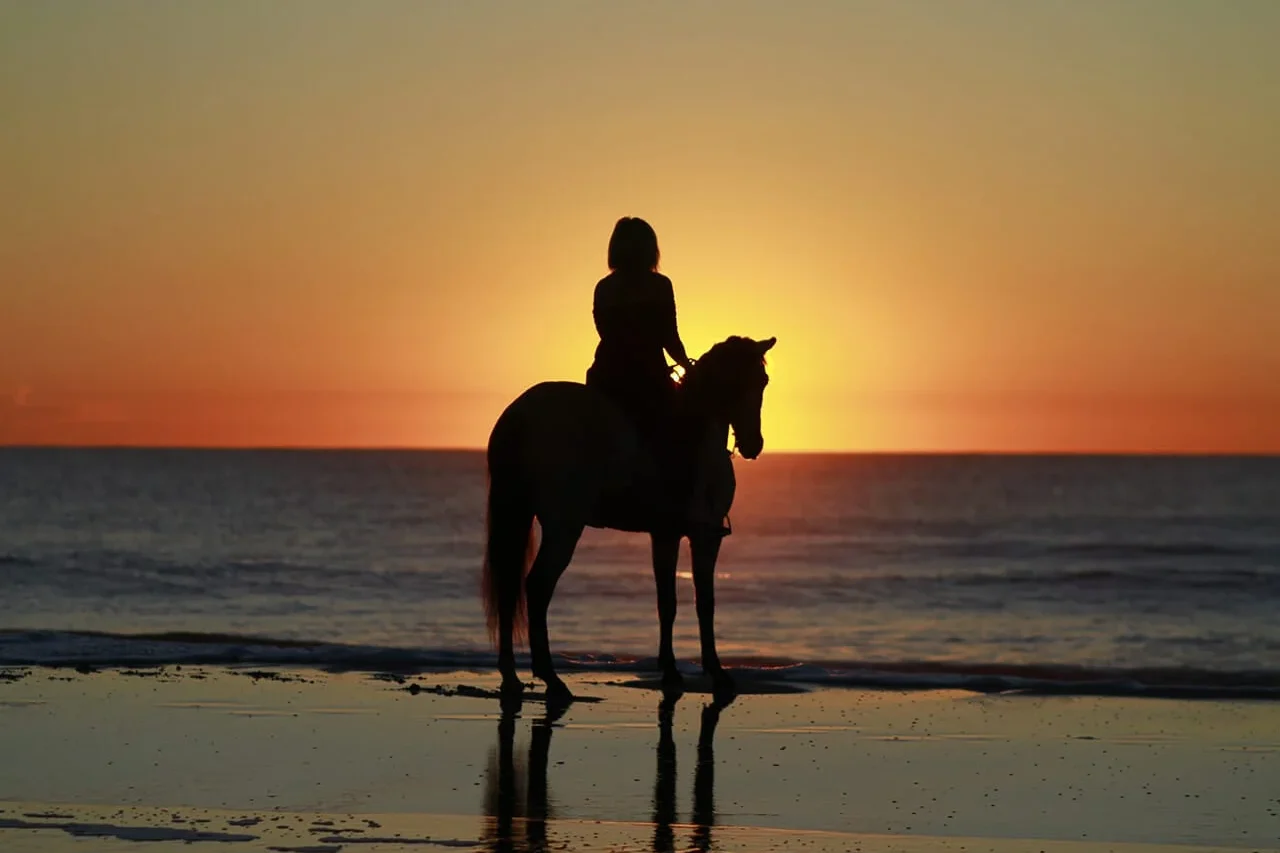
[483,217,775,703]
[481,692,734,853]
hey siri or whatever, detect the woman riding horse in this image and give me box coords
[482,215,775,703]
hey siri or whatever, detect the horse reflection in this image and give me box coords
[481,692,732,853]
[653,692,731,853]
[652,694,679,851]
[481,700,562,853]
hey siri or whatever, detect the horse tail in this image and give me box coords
[482,440,536,647]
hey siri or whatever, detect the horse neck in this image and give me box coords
[674,378,731,447]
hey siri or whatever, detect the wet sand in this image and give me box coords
[1,666,1277,851]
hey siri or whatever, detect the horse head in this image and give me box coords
[678,335,775,459]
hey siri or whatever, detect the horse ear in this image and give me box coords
[758,337,777,354]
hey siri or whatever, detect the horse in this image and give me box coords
[482,335,775,703]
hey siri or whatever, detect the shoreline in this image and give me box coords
[5,630,1280,701]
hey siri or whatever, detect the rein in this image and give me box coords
[671,360,742,458]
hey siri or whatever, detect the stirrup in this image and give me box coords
[686,513,731,538]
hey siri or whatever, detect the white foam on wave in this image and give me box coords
[3,629,1279,700]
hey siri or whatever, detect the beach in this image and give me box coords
[4,451,1279,850]
[2,665,1277,852]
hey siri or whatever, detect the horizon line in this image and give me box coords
[1,443,1277,458]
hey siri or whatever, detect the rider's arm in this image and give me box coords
[592,282,605,338]
[592,278,618,340]
[659,276,693,369]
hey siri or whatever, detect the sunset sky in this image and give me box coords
[3,1,1278,452]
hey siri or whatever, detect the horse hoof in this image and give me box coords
[542,676,575,706]
[661,669,685,694]
[500,674,525,697]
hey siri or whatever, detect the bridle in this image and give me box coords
[671,357,761,459]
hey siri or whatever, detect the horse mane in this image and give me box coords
[676,336,767,397]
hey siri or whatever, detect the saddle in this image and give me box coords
[589,422,735,538]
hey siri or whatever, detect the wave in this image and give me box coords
[3,629,1278,700]
[815,537,1277,564]
[6,542,1278,606]
[1044,541,1260,559]
[942,565,1280,591]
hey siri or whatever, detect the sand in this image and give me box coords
[1,665,1277,852]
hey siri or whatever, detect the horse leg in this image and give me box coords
[498,610,519,697]
[650,533,683,691]
[690,533,736,699]
[498,567,523,696]
[526,522,583,703]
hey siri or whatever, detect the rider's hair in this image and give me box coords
[607,217,660,273]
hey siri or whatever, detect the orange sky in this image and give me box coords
[3,2,1278,452]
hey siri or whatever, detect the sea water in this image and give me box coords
[2,449,1278,695]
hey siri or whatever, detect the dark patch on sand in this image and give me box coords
[317,836,478,847]
[619,676,810,695]
[0,669,29,683]
[236,669,310,683]
[402,682,603,703]
[0,817,258,843]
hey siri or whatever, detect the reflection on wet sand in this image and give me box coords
[652,694,678,852]
[482,692,734,853]
[654,692,730,853]
[481,698,561,853]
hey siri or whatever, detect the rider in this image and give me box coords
[586,217,693,450]
[585,217,732,536]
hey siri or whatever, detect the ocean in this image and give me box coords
[2,449,1278,697]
